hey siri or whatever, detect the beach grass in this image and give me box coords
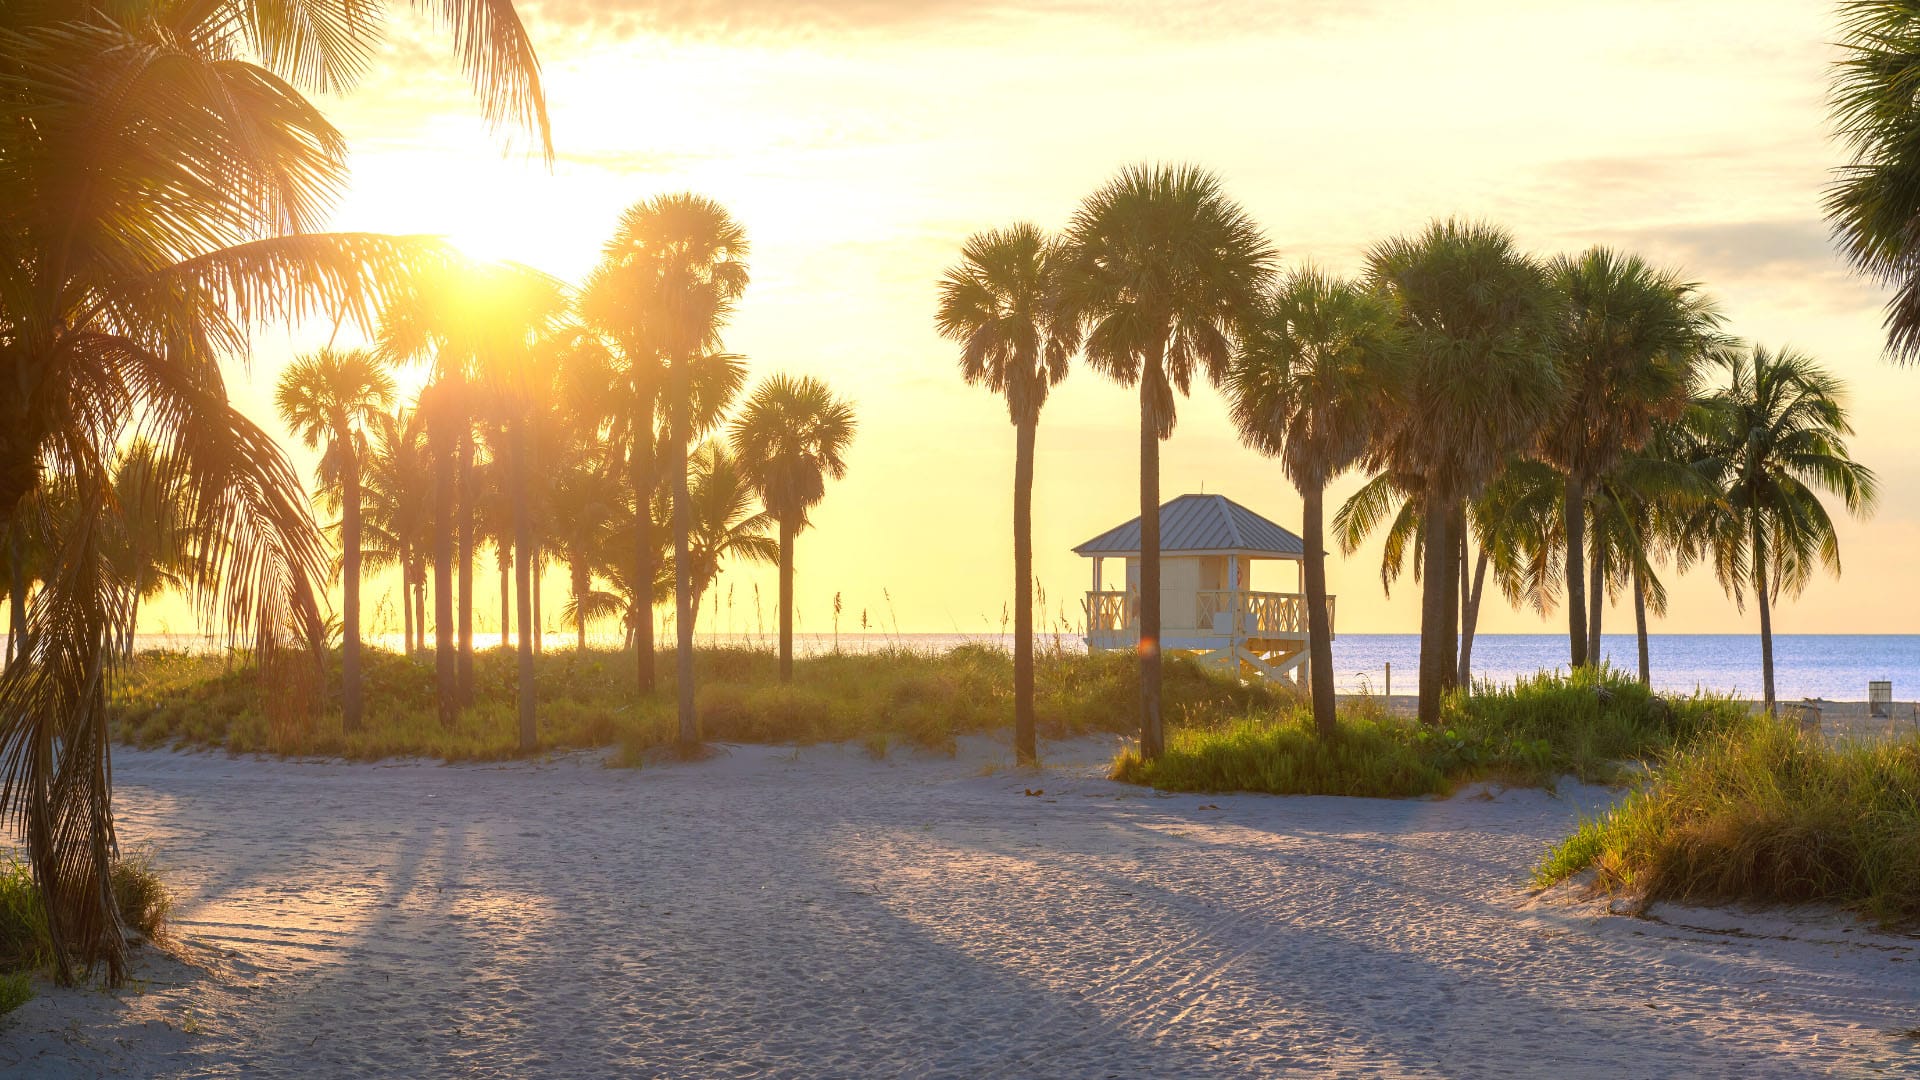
[1535,717,1920,924]
[1111,667,1748,797]
[0,849,169,1009]
[113,643,1296,763]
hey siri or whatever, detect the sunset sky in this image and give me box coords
[197,0,1920,642]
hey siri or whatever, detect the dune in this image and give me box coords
[3,738,1916,1077]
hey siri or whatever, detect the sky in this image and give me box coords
[184,0,1920,643]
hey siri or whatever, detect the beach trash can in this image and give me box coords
[1870,680,1893,719]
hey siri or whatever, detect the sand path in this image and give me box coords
[4,738,1917,1078]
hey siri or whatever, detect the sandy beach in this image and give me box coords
[3,738,1917,1078]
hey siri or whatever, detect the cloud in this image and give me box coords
[521,0,1373,42]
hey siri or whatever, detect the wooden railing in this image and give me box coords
[1085,590,1136,633]
[1195,591,1331,637]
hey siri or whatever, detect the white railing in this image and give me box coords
[1195,591,1331,638]
[1085,590,1136,634]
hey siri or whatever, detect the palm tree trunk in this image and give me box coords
[402,562,414,658]
[573,558,588,653]
[457,422,474,705]
[1302,479,1337,740]
[513,427,536,752]
[1137,370,1165,761]
[1753,529,1776,716]
[1012,417,1037,765]
[433,428,456,727]
[1417,489,1451,726]
[1563,471,1588,667]
[7,533,23,666]
[1587,541,1605,669]
[1439,501,1463,693]
[673,390,696,748]
[124,592,140,663]
[778,517,795,682]
[343,447,363,733]
[1459,545,1489,689]
[1633,566,1650,686]
[632,423,656,693]
[499,546,510,648]
[531,543,543,655]
[413,568,426,661]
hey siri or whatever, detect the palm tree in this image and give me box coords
[729,375,857,685]
[587,195,750,748]
[1365,220,1561,725]
[1680,345,1877,715]
[935,223,1077,764]
[1537,248,1719,668]
[683,442,779,627]
[276,349,397,731]
[359,409,433,659]
[0,0,547,983]
[1828,1,1920,362]
[1227,268,1403,737]
[1058,164,1274,759]
[105,441,190,662]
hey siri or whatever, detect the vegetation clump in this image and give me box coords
[113,644,1293,764]
[0,851,170,1015]
[1112,668,1746,798]
[1536,718,1920,925]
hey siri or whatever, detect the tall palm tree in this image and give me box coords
[1365,220,1561,725]
[0,0,547,982]
[1058,163,1274,759]
[1680,345,1877,714]
[358,409,433,659]
[276,349,397,731]
[935,222,1077,764]
[683,441,779,628]
[1828,0,1920,362]
[1227,268,1403,737]
[729,375,857,685]
[1537,248,1719,668]
[587,195,750,748]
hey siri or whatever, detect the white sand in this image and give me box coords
[3,737,1917,1077]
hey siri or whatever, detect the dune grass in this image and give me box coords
[1536,717,1920,925]
[1112,667,1748,798]
[113,643,1293,763]
[0,849,171,1013]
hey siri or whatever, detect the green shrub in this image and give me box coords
[1537,717,1920,924]
[1115,668,1746,797]
[0,971,30,1016]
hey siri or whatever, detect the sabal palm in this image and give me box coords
[1058,163,1274,759]
[105,440,190,661]
[588,194,749,747]
[935,222,1076,764]
[1680,345,1877,714]
[276,348,396,731]
[0,0,545,982]
[729,374,857,683]
[358,409,433,657]
[1827,1,1920,362]
[1365,220,1560,724]
[1227,268,1402,736]
[684,442,779,629]
[1539,247,1718,668]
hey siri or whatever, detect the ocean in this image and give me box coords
[130,631,1920,702]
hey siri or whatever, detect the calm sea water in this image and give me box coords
[132,631,1920,701]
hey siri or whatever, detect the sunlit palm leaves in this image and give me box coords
[1828,0,1920,360]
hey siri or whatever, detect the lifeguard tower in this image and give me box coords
[1077,493,1329,685]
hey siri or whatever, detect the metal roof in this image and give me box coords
[1072,494,1306,558]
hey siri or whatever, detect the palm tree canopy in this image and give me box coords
[1364,218,1562,500]
[1681,344,1878,606]
[1827,0,1920,361]
[1227,267,1405,490]
[686,441,778,603]
[935,222,1078,425]
[1537,246,1720,480]
[583,193,750,363]
[728,374,856,531]
[275,348,397,509]
[1057,163,1274,436]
